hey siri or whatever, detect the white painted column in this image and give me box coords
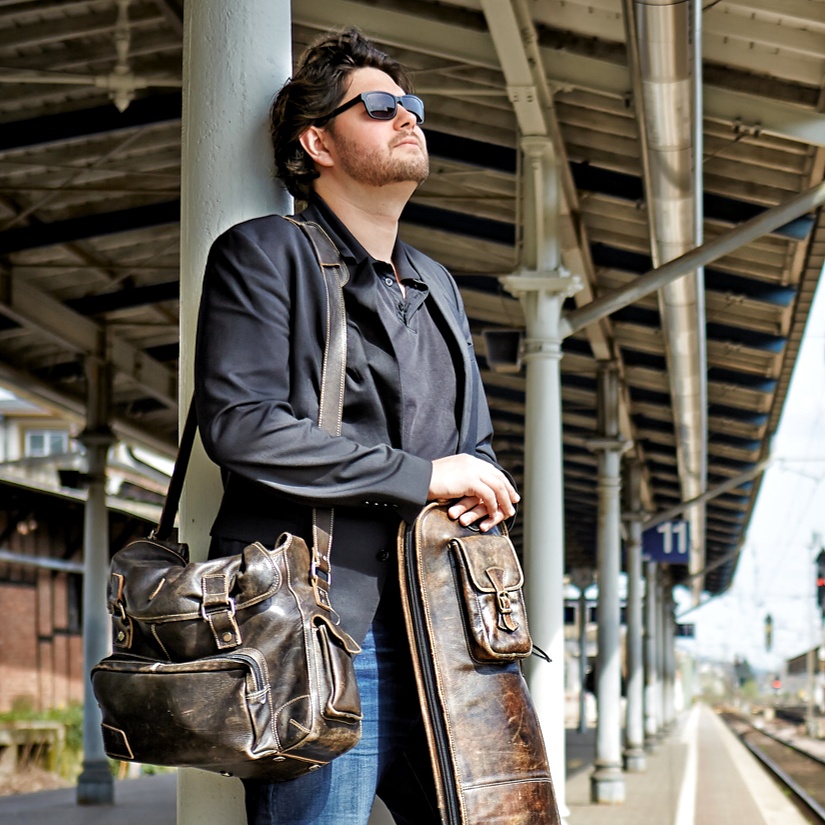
[662,584,677,729]
[644,560,661,750]
[657,571,672,733]
[571,567,594,735]
[589,363,626,804]
[77,358,115,805]
[623,461,646,772]
[502,137,581,822]
[178,3,291,823]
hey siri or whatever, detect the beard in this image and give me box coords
[332,128,429,188]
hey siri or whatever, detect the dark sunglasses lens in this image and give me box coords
[363,92,398,120]
[400,95,425,124]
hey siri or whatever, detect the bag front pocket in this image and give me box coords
[91,652,281,769]
[450,533,533,662]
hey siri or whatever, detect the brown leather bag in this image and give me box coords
[399,503,561,824]
[91,220,362,780]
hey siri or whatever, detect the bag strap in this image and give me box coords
[286,218,350,614]
[154,219,350,619]
[153,400,197,541]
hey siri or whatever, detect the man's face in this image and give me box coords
[322,67,429,189]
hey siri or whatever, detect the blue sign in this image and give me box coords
[642,520,690,564]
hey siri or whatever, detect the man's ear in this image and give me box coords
[299,126,334,170]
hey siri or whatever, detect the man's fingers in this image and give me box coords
[428,455,520,526]
[447,495,479,520]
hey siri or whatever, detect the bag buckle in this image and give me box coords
[201,596,236,622]
[496,589,518,632]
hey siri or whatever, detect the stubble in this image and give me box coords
[333,128,429,188]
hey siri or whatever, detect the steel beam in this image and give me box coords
[560,180,825,338]
[0,200,179,253]
[295,0,825,147]
[0,548,84,574]
[0,92,181,154]
[0,272,176,406]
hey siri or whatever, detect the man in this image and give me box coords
[195,27,519,825]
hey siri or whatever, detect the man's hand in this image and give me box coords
[428,454,519,532]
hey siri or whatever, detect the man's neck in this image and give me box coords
[314,181,414,263]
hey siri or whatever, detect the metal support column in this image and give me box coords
[571,568,593,735]
[657,572,669,737]
[178,2,291,822]
[623,461,646,772]
[662,584,677,729]
[589,363,626,804]
[77,357,115,805]
[501,136,581,821]
[644,560,660,750]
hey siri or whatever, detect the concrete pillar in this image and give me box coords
[178,2,291,822]
[622,461,646,772]
[644,560,660,750]
[77,358,115,805]
[589,362,626,804]
[501,136,582,822]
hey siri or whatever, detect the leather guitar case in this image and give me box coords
[398,503,561,825]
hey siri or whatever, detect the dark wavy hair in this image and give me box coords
[270,28,413,201]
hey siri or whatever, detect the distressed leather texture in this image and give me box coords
[451,532,532,662]
[91,532,362,780]
[91,219,363,781]
[400,503,561,825]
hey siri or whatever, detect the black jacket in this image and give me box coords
[194,198,502,642]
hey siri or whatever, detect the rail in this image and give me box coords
[720,711,825,824]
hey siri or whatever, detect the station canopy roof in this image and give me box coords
[1,0,824,595]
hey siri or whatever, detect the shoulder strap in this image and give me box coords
[284,218,349,615]
[154,219,349,619]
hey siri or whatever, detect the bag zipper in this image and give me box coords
[223,650,266,693]
[404,529,462,825]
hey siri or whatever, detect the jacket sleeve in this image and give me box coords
[194,222,433,521]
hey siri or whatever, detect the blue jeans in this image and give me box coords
[243,593,440,825]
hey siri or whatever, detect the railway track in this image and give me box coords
[720,711,825,824]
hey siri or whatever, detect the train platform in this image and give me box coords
[566,702,809,825]
[0,702,816,824]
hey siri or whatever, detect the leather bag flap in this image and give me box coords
[110,539,281,622]
[450,533,524,594]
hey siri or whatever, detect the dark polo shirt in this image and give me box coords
[309,194,459,462]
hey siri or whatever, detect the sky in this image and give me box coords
[680,272,825,675]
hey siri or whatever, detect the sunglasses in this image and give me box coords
[320,91,425,125]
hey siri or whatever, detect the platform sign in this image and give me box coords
[642,520,690,564]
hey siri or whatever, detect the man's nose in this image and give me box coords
[395,103,416,128]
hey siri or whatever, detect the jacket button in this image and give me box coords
[376,549,390,562]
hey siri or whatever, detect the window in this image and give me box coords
[25,429,69,457]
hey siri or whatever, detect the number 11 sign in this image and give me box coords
[641,520,690,564]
